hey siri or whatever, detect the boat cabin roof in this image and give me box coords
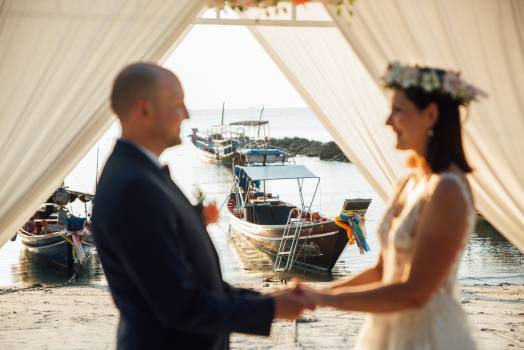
[229,120,269,127]
[235,165,318,181]
[240,148,288,156]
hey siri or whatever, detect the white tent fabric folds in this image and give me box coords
[248,25,406,199]
[325,0,524,250]
[0,0,204,247]
[250,1,524,250]
[0,1,522,252]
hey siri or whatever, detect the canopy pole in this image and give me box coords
[297,178,305,210]
[308,178,321,214]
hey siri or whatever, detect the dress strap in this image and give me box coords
[389,175,412,205]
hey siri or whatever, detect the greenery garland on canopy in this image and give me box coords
[206,0,356,14]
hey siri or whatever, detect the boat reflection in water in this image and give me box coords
[228,230,339,282]
[12,247,104,286]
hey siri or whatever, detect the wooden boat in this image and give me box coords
[190,105,276,165]
[17,188,95,272]
[190,124,245,165]
[234,147,291,166]
[225,164,371,272]
[189,102,245,164]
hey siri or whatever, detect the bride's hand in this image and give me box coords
[291,279,332,307]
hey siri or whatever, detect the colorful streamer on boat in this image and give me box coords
[335,209,370,254]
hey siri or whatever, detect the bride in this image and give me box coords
[298,63,487,349]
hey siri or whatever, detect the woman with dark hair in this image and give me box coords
[296,63,487,349]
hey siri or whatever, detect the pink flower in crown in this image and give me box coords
[398,66,419,89]
[466,83,488,103]
[443,71,461,97]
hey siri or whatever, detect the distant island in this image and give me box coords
[268,137,350,163]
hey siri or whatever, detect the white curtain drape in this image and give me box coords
[328,0,524,251]
[0,0,204,247]
[251,0,524,250]
[248,25,405,199]
[1,1,522,252]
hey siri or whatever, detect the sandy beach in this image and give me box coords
[0,282,522,349]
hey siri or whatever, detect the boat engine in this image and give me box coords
[53,188,70,206]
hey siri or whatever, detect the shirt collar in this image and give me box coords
[120,138,162,169]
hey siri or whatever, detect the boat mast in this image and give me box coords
[257,105,264,144]
[220,101,225,125]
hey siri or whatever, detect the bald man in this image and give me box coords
[91,63,313,350]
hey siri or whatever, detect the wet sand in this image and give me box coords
[0,283,522,349]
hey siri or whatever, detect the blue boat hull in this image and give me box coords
[19,230,93,272]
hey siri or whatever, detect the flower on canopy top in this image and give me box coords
[207,0,354,10]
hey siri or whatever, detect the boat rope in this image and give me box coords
[60,229,88,264]
[334,209,370,254]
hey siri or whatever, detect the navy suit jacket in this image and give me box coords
[92,140,274,350]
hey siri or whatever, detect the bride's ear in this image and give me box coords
[424,102,439,129]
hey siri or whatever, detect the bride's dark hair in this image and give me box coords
[403,87,473,174]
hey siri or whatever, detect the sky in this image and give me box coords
[164,17,308,109]
[64,14,317,192]
[64,6,337,192]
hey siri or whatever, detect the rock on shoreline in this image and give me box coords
[269,137,350,163]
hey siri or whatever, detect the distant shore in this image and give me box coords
[269,137,350,163]
[0,282,521,349]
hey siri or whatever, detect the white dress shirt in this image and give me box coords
[120,138,162,169]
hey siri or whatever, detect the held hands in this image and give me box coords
[291,280,332,307]
[269,279,333,320]
[269,283,315,320]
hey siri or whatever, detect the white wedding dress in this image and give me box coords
[356,169,477,350]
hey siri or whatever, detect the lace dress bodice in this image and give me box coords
[356,170,477,350]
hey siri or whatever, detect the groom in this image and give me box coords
[92,62,314,349]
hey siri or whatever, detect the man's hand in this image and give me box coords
[202,202,219,225]
[291,279,332,307]
[270,287,316,320]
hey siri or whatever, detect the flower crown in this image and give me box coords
[383,62,487,106]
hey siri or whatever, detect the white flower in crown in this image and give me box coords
[385,62,403,84]
[420,70,441,92]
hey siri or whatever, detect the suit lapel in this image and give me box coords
[116,140,224,280]
[158,165,224,278]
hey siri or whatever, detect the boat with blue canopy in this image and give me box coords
[225,164,371,272]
